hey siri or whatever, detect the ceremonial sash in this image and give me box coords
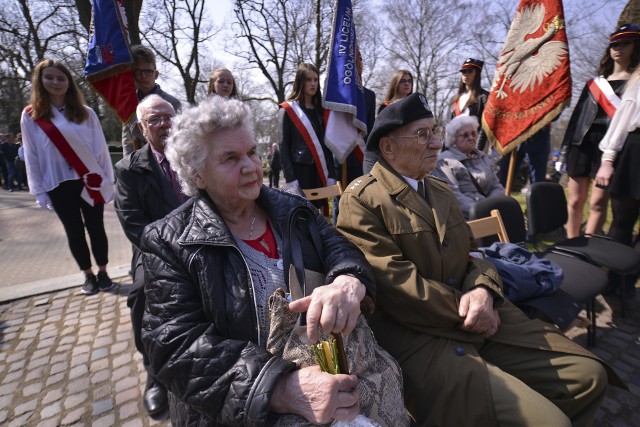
[454,99,462,117]
[280,101,329,186]
[587,77,620,119]
[26,107,113,206]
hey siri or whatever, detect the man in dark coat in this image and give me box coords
[337,93,613,426]
[114,95,185,415]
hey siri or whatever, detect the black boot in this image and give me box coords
[144,376,168,416]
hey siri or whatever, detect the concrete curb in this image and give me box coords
[0,264,130,303]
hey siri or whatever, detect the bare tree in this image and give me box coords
[139,0,218,105]
[381,0,474,123]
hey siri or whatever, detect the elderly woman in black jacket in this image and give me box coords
[140,96,376,426]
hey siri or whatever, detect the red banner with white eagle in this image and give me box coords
[482,0,571,156]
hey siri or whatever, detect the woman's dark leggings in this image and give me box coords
[608,195,640,252]
[48,179,109,270]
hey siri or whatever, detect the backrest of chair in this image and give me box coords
[303,182,343,201]
[469,195,527,245]
[467,210,510,244]
[526,182,568,239]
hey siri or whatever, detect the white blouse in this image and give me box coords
[20,106,113,196]
[599,76,640,157]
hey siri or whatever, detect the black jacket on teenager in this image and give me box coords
[141,186,375,426]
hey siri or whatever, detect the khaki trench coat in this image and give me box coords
[337,159,612,425]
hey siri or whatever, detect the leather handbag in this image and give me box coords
[267,205,410,426]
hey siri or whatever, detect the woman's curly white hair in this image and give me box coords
[165,96,254,196]
[444,115,479,148]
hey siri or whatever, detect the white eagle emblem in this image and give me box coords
[491,4,568,99]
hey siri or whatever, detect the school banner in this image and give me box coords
[84,0,138,123]
[323,0,367,164]
[482,0,571,156]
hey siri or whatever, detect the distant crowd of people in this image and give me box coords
[14,21,640,426]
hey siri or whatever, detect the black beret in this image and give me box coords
[610,23,640,44]
[366,93,433,152]
[459,58,484,72]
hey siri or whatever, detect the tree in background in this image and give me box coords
[139,0,219,105]
[381,0,473,123]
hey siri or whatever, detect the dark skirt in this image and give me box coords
[609,130,640,199]
[566,125,607,178]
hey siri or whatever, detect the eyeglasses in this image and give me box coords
[391,127,445,145]
[456,131,478,140]
[144,116,172,126]
[134,68,156,76]
[399,79,413,85]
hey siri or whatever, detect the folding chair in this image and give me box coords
[467,209,509,244]
[469,196,609,346]
[303,182,343,201]
[527,182,640,318]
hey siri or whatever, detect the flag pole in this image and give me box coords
[504,150,517,196]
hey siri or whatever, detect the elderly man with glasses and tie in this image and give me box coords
[114,94,187,416]
[336,93,615,427]
[121,45,181,156]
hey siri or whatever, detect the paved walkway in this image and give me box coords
[0,187,639,426]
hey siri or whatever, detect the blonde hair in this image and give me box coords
[207,67,237,98]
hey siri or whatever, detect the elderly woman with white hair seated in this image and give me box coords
[432,115,504,219]
[139,96,380,425]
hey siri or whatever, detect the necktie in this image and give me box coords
[417,180,425,199]
[161,158,186,203]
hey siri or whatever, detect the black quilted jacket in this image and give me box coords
[141,186,375,426]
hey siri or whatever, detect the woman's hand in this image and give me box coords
[270,365,359,423]
[595,160,615,188]
[289,275,366,342]
[458,287,500,338]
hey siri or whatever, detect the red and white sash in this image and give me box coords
[453,99,462,117]
[280,101,329,186]
[26,106,114,206]
[587,77,621,119]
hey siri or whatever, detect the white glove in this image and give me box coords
[326,178,336,186]
[286,180,300,188]
[554,161,566,174]
[36,193,53,210]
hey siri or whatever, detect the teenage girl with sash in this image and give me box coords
[279,63,336,209]
[596,26,640,293]
[207,67,237,99]
[20,59,115,295]
[450,58,490,152]
[558,24,640,238]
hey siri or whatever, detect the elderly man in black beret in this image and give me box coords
[337,93,613,426]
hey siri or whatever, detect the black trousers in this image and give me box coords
[269,167,280,188]
[48,179,109,270]
[127,254,151,370]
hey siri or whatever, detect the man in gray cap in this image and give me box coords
[337,93,612,426]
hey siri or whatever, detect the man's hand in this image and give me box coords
[458,287,500,338]
[270,366,360,423]
[289,275,365,343]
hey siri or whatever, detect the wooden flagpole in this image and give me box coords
[504,150,518,196]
